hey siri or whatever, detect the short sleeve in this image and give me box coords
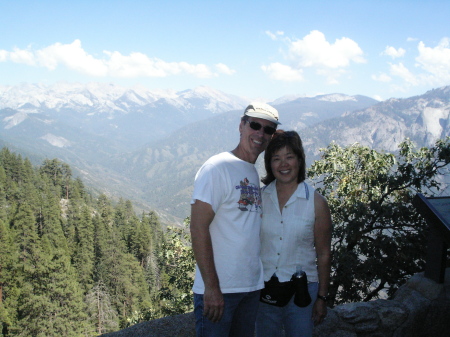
[191,162,225,213]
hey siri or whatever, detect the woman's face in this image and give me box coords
[270,146,300,185]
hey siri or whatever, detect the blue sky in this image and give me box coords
[1,0,449,101]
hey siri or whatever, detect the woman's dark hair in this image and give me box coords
[261,130,306,185]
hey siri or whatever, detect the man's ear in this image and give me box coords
[239,120,244,134]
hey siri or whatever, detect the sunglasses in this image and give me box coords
[247,121,277,135]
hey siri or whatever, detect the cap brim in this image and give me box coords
[245,111,281,125]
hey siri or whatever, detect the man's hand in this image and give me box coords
[203,285,224,322]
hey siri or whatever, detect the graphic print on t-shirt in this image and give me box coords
[236,177,261,212]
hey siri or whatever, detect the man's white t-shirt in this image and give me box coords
[191,151,264,294]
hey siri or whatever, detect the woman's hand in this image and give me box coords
[312,298,327,326]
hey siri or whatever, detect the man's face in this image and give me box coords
[239,117,277,157]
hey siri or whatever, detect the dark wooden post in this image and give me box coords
[413,194,450,284]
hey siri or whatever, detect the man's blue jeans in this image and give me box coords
[194,290,260,337]
[256,282,318,337]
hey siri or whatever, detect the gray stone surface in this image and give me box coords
[101,268,450,337]
[100,312,195,337]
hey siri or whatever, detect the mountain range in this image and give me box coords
[1,82,449,223]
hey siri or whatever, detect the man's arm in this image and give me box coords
[190,199,224,322]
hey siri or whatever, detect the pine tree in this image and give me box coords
[0,149,178,334]
[9,203,44,335]
[97,228,151,328]
[93,194,114,282]
[0,219,18,335]
[85,280,119,335]
[11,188,89,336]
[39,159,72,199]
[133,212,163,296]
[114,198,139,253]
[73,205,95,292]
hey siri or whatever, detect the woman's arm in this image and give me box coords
[312,191,332,325]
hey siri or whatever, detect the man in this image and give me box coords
[190,102,281,336]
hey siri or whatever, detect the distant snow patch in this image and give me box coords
[271,94,310,105]
[302,112,318,117]
[3,111,28,129]
[318,94,356,102]
[41,134,71,148]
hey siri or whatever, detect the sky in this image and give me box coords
[1,0,450,102]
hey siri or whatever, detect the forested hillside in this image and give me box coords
[1,135,449,336]
[0,148,194,336]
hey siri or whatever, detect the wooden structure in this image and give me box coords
[413,194,450,283]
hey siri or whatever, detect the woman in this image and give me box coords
[256,130,332,337]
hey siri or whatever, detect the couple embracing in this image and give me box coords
[190,103,332,337]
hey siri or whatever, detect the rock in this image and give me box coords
[334,302,380,333]
[100,312,195,337]
[101,268,450,337]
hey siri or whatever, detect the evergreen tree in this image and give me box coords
[93,194,114,282]
[85,280,119,335]
[9,203,43,335]
[0,150,26,217]
[114,198,140,253]
[16,235,88,337]
[0,219,18,336]
[73,205,95,292]
[11,197,88,336]
[63,176,89,257]
[0,148,185,334]
[97,229,151,328]
[134,212,164,297]
[39,159,72,199]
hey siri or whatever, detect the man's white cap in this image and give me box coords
[243,102,281,125]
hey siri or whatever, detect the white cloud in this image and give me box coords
[0,50,7,62]
[215,63,235,75]
[415,38,450,84]
[316,68,346,85]
[261,63,303,81]
[37,40,107,76]
[373,95,383,101]
[382,46,406,59]
[372,73,392,82]
[377,38,450,93]
[105,51,168,77]
[264,30,365,84]
[0,39,231,79]
[287,30,366,69]
[178,62,213,78]
[389,62,419,86]
[10,47,36,65]
[266,30,284,41]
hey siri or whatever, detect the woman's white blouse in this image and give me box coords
[260,181,318,282]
